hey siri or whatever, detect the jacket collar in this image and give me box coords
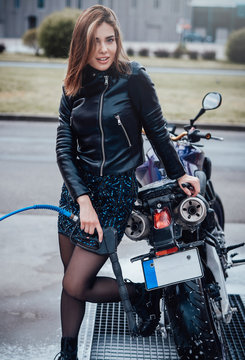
[82,63,117,86]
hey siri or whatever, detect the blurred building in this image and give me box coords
[0,0,245,42]
[191,0,245,43]
[0,0,191,41]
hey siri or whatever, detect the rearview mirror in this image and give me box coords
[202,92,222,110]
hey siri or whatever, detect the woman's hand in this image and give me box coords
[177,174,200,197]
[76,194,103,242]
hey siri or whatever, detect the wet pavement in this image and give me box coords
[0,212,244,360]
[0,121,244,358]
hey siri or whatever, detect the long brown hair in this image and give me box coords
[64,5,130,96]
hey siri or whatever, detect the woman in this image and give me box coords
[55,5,200,360]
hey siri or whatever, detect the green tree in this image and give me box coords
[22,28,40,56]
[226,27,245,64]
[38,8,81,58]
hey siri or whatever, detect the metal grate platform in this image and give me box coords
[90,302,178,360]
[79,295,245,360]
[221,294,245,359]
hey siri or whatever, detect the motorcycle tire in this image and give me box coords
[164,278,227,360]
[212,193,225,230]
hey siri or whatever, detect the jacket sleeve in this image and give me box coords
[56,87,89,201]
[128,64,185,180]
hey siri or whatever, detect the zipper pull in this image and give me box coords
[104,75,109,86]
[115,114,121,125]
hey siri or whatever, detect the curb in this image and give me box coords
[0,113,58,122]
[174,123,245,132]
[0,113,245,131]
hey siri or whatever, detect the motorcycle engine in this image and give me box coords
[125,211,150,241]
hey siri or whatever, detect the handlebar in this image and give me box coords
[170,129,223,142]
[182,182,194,191]
[170,132,187,141]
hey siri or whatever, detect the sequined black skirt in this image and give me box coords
[58,170,138,250]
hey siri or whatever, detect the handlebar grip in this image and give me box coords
[193,132,223,141]
[182,183,194,191]
[210,135,224,141]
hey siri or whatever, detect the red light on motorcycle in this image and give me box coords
[154,208,171,229]
[156,246,178,257]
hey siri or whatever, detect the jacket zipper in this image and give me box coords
[99,75,109,176]
[114,114,132,147]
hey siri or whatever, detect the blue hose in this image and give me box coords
[0,204,77,222]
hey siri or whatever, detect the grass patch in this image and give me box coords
[0,66,65,115]
[151,73,245,125]
[132,56,245,71]
[0,65,244,124]
[0,52,68,64]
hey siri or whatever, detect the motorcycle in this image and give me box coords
[125,92,245,359]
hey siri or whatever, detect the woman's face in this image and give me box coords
[88,22,117,71]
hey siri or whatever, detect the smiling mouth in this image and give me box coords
[96,57,109,62]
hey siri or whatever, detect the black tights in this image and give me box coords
[58,233,136,338]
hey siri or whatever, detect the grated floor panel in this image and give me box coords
[79,295,245,360]
[221,294,245,359]
[90,302,178,360]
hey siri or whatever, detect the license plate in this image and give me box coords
[142,248,203,290]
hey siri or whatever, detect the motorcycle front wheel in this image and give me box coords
[164,279,227,360]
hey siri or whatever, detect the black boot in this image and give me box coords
[133,283,162,337]
[54,337,78,360]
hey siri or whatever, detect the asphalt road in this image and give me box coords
[0,120,245,359]
[1,60,245,76]
[0,120,244,222]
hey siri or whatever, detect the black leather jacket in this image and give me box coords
[56,61,185,201]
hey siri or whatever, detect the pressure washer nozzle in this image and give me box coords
[70,214,79,223]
